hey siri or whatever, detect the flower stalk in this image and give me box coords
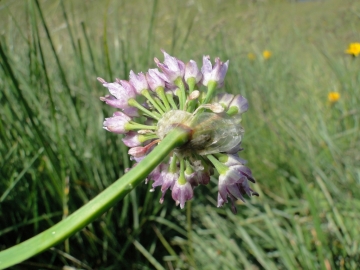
[98,50,257,212]
[0,127,191,268]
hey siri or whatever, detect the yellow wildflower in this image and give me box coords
[328,92,340,103]
[247,53,256,60]
[262,50,271,60]
[345,43,360,57]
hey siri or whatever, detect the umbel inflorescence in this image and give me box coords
[98,50,258,214]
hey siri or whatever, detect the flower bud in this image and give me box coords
[103,111,131,134]
[122,131,142,147]
[146,69,166,91]
[129,70,149,94]
[185,60,202,83]
[228,95,248,115]
[99,79,136,110]
[154,50,185,83]
[201,56,229,87]
[172,181,193,209]
[214,93,235,109]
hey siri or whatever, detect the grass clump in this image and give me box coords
[0,0,359,268]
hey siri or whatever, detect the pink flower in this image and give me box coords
[103,111,131,134]
[185,60,202,83]
[201,56,229,87]
[214,93,235,109]
[148,164,178,203]
[172,181,193,209]
[98,78,136,110]
[122,131,142,147]
[146,69,166,91]
[217,165,257,213]
[129,70,149,94]
[159,171,178,203]
[128,139,159,158]
[99,95,124,109]
[228,95,248,114]
[154,50,185,83]
[99,50,256,213]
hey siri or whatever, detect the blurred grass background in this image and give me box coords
[1,0,359,269]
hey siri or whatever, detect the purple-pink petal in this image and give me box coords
[172,181,193,209]
[230,164,255,183]
[100,80,136,110]
[146,69,166,91]
[185,60,202,83]
[214,93,235,109]
[159,172,178,203]
[222,154,247,166]
[103,111,131,134]
[201,56,229,87]
[154,50,185,83]
[229,95,249,114]
[122,131,142,147]
[100,95,125,109]
[129,70,149,94]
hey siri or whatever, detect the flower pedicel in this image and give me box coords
[98,50,258,213]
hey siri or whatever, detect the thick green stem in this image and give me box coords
[0,127,191,269]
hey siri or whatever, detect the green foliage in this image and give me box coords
[0,0,359,269]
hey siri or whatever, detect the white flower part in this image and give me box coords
[188,90,200,100]
[208,103,224,113]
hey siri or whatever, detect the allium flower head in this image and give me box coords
[99,50,257,213]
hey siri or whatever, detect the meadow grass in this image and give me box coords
[0,0,359,269]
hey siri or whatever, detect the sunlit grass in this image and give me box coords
[1,0,359,268]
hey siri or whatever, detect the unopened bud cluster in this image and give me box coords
[99,50,258,213]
